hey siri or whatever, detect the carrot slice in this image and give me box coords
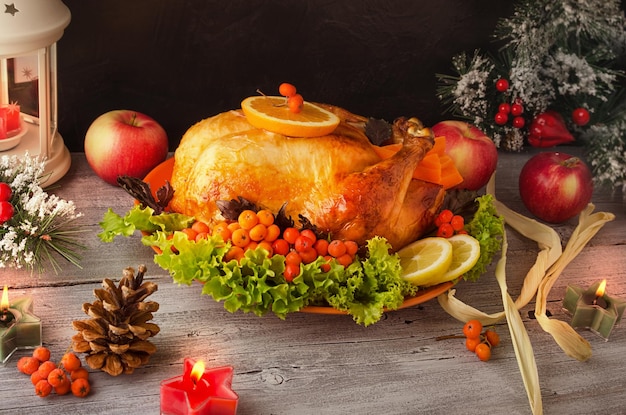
[439,154,464,189]
[412,152,441,183]
[371,143,402,160]
[371,135,463,189]
[431,136,446,155]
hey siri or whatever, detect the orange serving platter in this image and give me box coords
[143,158,454,315]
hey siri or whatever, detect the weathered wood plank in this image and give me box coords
[0,152,624,415]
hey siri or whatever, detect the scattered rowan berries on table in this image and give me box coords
[32,346,51,362]
[462,320,483,339]
[71,378,91,398]
[35,379,53,397]
[70,367,89,381]
[61,352,82,372]
[485,329,501,347]
[475,343,492,362]
[54,378,72,396]
[16,347,91,398]
[30,370,47,386]
[465,336,481,353]
[37,360,57,379]
[47,368,68,388]
[17,356,40,375]
[461,320,501,362]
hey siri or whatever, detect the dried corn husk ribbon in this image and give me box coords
[438,175,615,415]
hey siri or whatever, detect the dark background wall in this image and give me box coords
[54,1,620,152]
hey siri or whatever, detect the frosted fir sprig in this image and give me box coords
[0,153,84,273]
[582,119,626,192]
[436,0,626,186]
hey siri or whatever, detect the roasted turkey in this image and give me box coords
[169,106,445,250]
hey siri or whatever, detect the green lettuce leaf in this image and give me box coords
[98,205,193,242]
[98,197,501,325]
[464,194,505,281]
[141,230,414,325]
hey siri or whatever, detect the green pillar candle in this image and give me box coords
[1,289,42,365]
[563,281,626,341]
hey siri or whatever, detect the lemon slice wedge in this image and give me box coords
[398,237,454,286]
[241,96,340,137]
[440,234,481,281]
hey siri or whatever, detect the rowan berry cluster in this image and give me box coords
[175,209,359,283]
[279,82,304,113]
[434,209,466,238]
[463,319,500,362]
[16,346,91,398]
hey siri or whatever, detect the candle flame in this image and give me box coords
[1,285,9,311]
[595,279,607,297]
[190,360,205,385]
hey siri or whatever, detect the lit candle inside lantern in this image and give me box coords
[0,113,6,139]
[0,103,21,139]
[0,285,42,364]
[563,279,626,341]
[160,358,239,415]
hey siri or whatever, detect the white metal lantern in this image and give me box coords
[0,1,71,185]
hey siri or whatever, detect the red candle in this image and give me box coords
[0,103,21,139]
[0,113,6,139]
[160,358,238,415]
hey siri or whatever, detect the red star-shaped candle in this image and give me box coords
[160,358,238,415]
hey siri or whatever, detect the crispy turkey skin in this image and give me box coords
[169,108,445,250]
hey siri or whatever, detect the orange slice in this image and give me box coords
[241,96,340,137]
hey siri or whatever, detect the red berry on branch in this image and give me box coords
[0,183,11,202]
[512,116,525,129]
[0,201,14,224]
[498,103,511,114]
[511,103,524,116]
[572,107,590,126]
[495,78,509,92]
[494,112,508,125]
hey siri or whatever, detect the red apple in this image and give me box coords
[519,152,593,223]
[431,121,498,190]
[84,110,168,186]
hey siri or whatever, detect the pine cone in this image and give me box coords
[72,265,160,376]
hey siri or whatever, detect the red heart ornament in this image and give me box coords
[527,111,575,147]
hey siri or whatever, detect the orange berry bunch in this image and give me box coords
[277,227,359,282]
[16,346,91,398]
[278,82,304,113]
[462,319,501,362]
[177,209,359,283]
[434,209,467,238]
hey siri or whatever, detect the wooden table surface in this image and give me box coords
[0,150,624,415]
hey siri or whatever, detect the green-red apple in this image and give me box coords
[431,121,498,190]
[519,152,593,223]
[84,110,168,186]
